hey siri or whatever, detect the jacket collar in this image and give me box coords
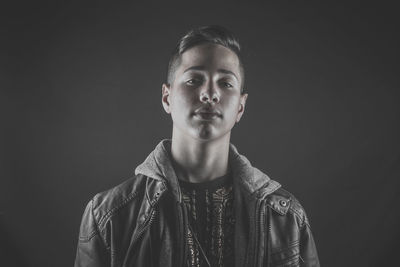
[228,141,281,198]
[135,139,281,201]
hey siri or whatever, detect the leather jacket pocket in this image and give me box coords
[270,240,300,267]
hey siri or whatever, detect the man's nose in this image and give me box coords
[200,82,220,104]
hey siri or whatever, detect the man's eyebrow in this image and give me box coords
[217,69,238,80]
[183,66,239,80]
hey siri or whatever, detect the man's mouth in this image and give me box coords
[195,112,220,120]
[194,108,221,120]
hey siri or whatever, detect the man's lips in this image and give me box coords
[193,108,222,119]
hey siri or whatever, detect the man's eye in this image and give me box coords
[186,79,201,85]
[220,81,233,88]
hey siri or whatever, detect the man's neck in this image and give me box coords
[170,130,230,183]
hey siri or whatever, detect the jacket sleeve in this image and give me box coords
[299,222,320,267]
[74,199,110,267]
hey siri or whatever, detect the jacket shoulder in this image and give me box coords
[77,174,158,249]
[266,187,310,227]
[89,174,149,229]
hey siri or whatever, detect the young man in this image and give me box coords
[75,26,320,267]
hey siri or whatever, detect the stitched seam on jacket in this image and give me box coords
[288,205,310,228]
[79,200,100,242]
[97,190,141,229]
[274,254,300,267]
[272,241,300,266]
[271,240,299,255]
[266,202,284,215]
[256,181,281,199]
[79,200,111,251]
[79,229,98,242]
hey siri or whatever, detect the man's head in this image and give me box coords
[166,25,245,93]
[162,26,248,142]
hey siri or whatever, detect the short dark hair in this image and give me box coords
[167,25,245,93]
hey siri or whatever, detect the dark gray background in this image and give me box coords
[2,1,399,266]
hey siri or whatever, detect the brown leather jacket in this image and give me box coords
[75,140,320,266]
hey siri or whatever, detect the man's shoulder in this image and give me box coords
[266,186,310,227]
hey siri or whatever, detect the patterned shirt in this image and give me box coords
[179,173,235,267]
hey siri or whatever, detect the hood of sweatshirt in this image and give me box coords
[135,139,281,201]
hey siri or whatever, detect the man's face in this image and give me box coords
[162,43,248,141]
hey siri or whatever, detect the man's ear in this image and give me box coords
[161,83,171,114]
[236,93,248,123]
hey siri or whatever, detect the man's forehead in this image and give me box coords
[183,65,238,80]
[178,43,240,73]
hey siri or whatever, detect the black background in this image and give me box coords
[2,1,399,266]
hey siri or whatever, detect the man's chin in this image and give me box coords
[193,128,230,143]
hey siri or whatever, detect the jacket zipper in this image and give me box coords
[123,208,157,266]
[131,208,157,244]
[257,200,266,267]
[249,199,266,267]
[253,199,262,267]
[177,202,188,267]
[244,199,259,266]
[266,206,271,267]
